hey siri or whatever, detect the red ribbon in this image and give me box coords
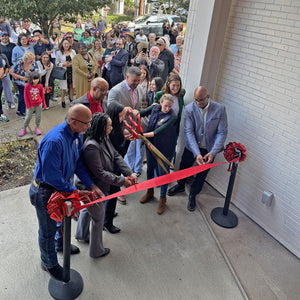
[47,142,247,222]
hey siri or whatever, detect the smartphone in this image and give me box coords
[142,47,147,54]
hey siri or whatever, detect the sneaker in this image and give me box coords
[16,111,25,118]
[0,114,9,122]
[11,104,16,109]
[4,103,9,110]
[18,128,27,137]
[35,128,42,135]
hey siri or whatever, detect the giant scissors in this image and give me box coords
[123,112,174,174]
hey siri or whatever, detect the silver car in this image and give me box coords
[134,14,181,37]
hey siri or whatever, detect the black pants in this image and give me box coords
[177,147,211,196]
[104,185,119,227]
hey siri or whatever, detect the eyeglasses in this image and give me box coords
[156,43,163,46]
[194,96,208,102]
[96,87,108,93]
[72,118,91,125]
[66,36,73,39]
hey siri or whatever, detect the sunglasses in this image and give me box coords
[156,43,163,46]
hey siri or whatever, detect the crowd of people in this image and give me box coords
[0,15,184,124]
[1,15,228,282]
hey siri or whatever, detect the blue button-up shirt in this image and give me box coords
[34,121,93,192]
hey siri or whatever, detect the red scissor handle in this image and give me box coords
[126,176,135,185]
[127,113,143,134]
[123,120,140,140]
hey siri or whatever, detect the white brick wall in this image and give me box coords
[207,0,300,257]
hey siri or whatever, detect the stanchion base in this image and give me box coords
[211,207,238,228]
[48,269,83,300]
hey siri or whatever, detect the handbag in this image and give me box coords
[51,66,66,80]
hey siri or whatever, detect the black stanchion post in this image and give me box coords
[210,161,238,228]
[48,202,84,300]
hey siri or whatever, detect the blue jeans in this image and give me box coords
[146,149,172,198]
[29,181,58,268]
[2,74,15,106]
[125,139,145,174]
[17,85,25,113]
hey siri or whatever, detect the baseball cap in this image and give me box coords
[0,31,8,37]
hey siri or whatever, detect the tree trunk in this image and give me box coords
[40,17,50,38]
[139,0,144,16]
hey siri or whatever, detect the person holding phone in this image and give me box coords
[134,44,164,80]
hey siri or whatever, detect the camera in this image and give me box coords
[142,47,147,54]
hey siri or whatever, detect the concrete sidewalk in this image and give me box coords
[0,183,246,300]
[1,99,299,300]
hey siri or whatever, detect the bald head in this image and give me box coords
[90,77,109,102]
[194,86,209,109]
[67,104,92,134]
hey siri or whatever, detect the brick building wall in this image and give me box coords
[207,0,300,257]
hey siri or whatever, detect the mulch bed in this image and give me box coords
[0,139,38,192]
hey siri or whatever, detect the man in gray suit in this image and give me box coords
[107,66,144,110]
[167,86,228,211]
[70,77,109,113]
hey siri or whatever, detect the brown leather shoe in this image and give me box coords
[157,197,167,215]
[140,188,154,204]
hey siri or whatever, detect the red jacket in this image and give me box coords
[24,83,47,109]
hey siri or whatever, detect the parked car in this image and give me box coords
[133,14,181,37]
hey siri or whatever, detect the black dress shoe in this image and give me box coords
[41,262,64,281]
[103,225,121,234]
[56,243,80,254]
[98,248,110,258]
[167,184,185,196]
[113,212,118,218]
[187,194,196,211]
[76,238,89,243]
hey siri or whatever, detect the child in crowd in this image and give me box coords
[102,41,115,72]
[18,72,47,137]
[139,94,177,215]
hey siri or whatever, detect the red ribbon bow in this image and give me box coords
[47,190,93,222]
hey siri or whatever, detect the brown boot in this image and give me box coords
[140,188,154,204]
[157,197,167,215]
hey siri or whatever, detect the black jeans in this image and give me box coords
[177,147,211,196]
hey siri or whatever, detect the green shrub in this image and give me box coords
[106,15,132,25]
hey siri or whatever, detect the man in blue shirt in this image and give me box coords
[29,104,104,281]
[32,29,52,61]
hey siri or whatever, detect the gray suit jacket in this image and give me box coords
[184,100,228,157]
[107,80,144,110]
[82,137,132,193]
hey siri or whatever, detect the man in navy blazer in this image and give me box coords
[104,38,128,88]
[168,86,228,211]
